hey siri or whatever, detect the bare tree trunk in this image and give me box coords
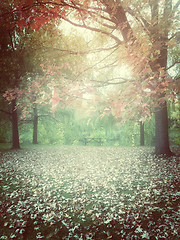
[33,104,38,144]
[11,98,20,149]
[140,121,144,146]
[155,103,172,155]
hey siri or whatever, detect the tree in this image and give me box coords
[0,17,22,148]
[94,0,178,155]
[0,1,66,148]
[0,1,36,149]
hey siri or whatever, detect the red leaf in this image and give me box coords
[30,16,50,30]
[30,21,40,31]
[17,19,27,28]
[15,4,23,11]
[26,0,34,6]
[161,81,169,87]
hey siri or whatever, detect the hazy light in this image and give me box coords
[59,20,95,43]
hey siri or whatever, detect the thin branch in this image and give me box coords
[62,17,123,45]
[168,33,177,40]
[173,0,180,10]
[0,109,11,115]
[106,77,135,82]
[19,119,32,123]
[127,7,150,30]
[76,47,119,78]
[89,77,134,88]
[93,20,116,30]
[44,43,119,55]
[87,10,117,28]
[94,80,126,86]
[97,60,118,70]
[8,31,15,51]
[166,61,180,70]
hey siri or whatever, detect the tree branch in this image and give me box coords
[75,47,119,79]
[61,17,123,45]
[173,0,180,10]
[127,7,150,30]
[87,10,117,29]
[44,43,119,55]
[0,109,11,115]
[97,60,118,70]
[89,77,135,87]
[166,61,180,70]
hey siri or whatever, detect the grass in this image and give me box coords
[0,145,179,239]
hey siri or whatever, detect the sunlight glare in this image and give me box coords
[59,20,95,43]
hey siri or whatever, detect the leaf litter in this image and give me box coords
[0,146,179,239]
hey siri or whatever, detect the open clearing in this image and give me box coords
[0,146,179,239]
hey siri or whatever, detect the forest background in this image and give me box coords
[0,0,179,153]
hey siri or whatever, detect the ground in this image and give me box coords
[0,146,179,239]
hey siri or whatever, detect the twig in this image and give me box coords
[166,61,180,71]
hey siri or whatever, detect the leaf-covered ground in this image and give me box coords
[0,146,179,240]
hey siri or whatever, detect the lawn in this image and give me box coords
[0,146,179,239]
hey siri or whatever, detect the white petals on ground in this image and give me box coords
[0,146,179,239]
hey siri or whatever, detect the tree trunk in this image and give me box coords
[140,121,144,146]
[11,98,20,149]
[152,0,173,155]
[152,47,172,154]
[33,104,38,144]
[155,102,172,155]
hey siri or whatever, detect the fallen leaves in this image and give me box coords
[0,146,179,239]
